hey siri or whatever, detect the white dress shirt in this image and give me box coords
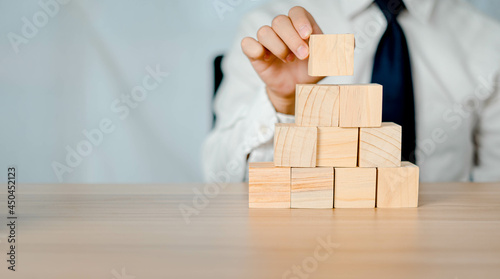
[202,0,500,183]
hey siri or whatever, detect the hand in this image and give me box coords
[241,6,324,115]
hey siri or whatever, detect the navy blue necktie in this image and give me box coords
[371,0,416,163]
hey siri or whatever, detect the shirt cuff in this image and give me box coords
[235,86,278,156]
[276,112,295,123]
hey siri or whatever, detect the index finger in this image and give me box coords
[288,6,323,40]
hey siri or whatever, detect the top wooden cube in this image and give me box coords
[308,34,355,77]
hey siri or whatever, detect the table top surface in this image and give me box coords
[1,182,500,279]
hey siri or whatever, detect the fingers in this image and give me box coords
[241,6,322,63]
[257,25,291,62]
[241,37,268,61]
[288,6,323,39]
[271,15,308,60]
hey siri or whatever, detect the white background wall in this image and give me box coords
[0,0,499,184]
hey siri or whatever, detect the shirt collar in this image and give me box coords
[340,0,436,23]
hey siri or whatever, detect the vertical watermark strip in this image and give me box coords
[6,166,18,271]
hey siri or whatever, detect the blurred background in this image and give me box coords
[1,0,499,184]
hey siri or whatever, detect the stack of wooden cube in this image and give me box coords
[249,34,419,209]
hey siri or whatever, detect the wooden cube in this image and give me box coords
[339,84,382,127]
[274,124,317,167]
[291,167,334,209]
[377,162,419,208]
[295,84,340,127]
[308,34,355,76]
[317,127,358,167]
[334,168,376,208]
[249,162,290,208]
[359,123,402,167]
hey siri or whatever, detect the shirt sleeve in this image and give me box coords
[202,85,281,182]
[201,12,281,183]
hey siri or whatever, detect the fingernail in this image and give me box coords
[299,25,312,39]
[297,45,308,60]
[286,53,295,62]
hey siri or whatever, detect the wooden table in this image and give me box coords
[1,182,500,278]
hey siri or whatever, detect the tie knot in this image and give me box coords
[374,0,406,22]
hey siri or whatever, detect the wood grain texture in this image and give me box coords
[377,161,419,208]
[291,167,334,208]
[334,167,377,208]
[339,84,383,127]
[359,122,402,167]
[274,123,317,167]
[308,34,355,76]
[295,84,340,127]
[1,182,500,278]
[249,162,290,208]
[317,127,358,167]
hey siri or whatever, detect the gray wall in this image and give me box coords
[0,0,498,183]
